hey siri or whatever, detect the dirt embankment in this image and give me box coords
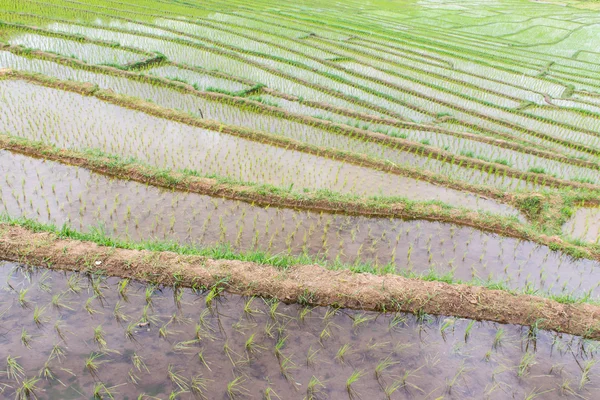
[1,224,599,339]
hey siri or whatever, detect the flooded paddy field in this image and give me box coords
[1,0,600,398]
[1,260,599,399]
[1,150,597,297]
[0,80,520,214]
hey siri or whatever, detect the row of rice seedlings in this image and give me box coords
[165,0,600,98]
[5,31,146,66]
[0,48,250,96]
[2,150,598,296]
[5,46,591,190]
[38,17,379,114]
[1,261,599,399]
[0,80,520,213]
[348,36,565,96]
[146,65,250,93]
[305,35,546,104]
[525,106,600,133]
[9,11,598,163]
[563,207,600,245]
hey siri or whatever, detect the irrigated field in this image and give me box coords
[1,0,600,398]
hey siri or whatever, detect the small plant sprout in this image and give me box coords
[190,374,210,399]
[306,376,326,400]
[306,346,320,368]
[244,333,265,355]
[33,305,49,326]
[132,353,150,374]
[375,356,399,381]
[346,370,364,399]
[66,274,82,294]
[517,352,536,378]
[85,352,105,378]
[579,359,597,390]
[351,313,371,331]
[446,363,468,392]
[118,278,130,301]
[492,328,504,350]
[93,325,107,349]
[167,364,189,392]
[440,318,455,340]
[15,376,40,400]
[93,382,125,400]
[51,292,73,310]
[243,297,262,318]
[49,344,67,363]
[20,328,33,349]
[18,288,29,308]
[85,296,102,316]
[54,320,70,342]
[264,386,282,400]
[383,379,404,399]
[113,301,129,323]
[274,335,288,360]
[464,320,475,342]
[197,351,212,371]
[226,376,249,399]
[36,271,52,293]
[6,355,25,382]
[279,355,297,382]
[335,344,352,365]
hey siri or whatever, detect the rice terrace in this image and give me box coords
[3,0,600,398]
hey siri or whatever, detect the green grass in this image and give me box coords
[1,213,598,306]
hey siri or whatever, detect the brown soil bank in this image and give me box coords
[1,224,599,339]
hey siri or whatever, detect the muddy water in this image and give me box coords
[0,261,598,399]
[563,207,600,244]
[0,80,519,215]
[1,150,598,296]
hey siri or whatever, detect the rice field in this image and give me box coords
[1,0,600,398]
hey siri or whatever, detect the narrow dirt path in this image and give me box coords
[1,224,599,338]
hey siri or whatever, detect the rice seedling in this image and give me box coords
[244,333,266,355]
[117,279,130,301]
[18,288,29,308]
[32,305,49,326]
[66,274,82,294]
[53,320,70,342]
[226,376,249,399]
[306,376,326,400]
[93,382,125,400]
[14,376,40,400]
[85,352,105,378]
[517,352,536,378]
[36,271,52,293]
[49,344,66,363]
[492,328,505,350]
[93,325,107,349]
[374,356,398,381]
[346,370,364,399]
[167,364,189,391]
[264,387,281,400]
[20,328,33,349]
[84,296,102,316]
[335,343,352,365]
[579,359,597,390]
[6,355,25,382]
[197,350,212,371]
[186,374,209,399]
[51,291,73,310]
